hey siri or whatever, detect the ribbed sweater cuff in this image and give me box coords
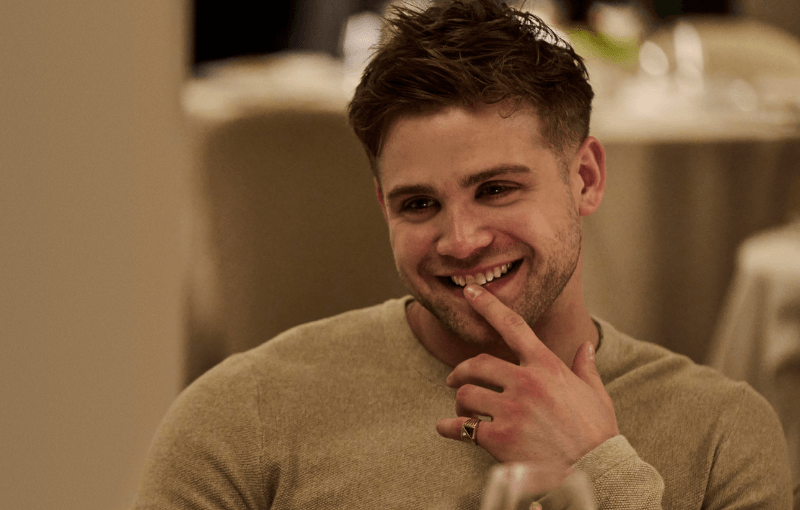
[572,435,665,509]
[573,435,638,479]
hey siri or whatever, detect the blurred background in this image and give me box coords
[2,1,799,509]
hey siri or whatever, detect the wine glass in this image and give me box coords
[479,463,596,510]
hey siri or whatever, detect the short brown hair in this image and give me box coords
[347,0,593,176]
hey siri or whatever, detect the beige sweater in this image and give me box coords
[133,297,792,509]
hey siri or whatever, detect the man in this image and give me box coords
[133,1,792,508]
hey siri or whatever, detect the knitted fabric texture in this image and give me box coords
[133,297,792,509]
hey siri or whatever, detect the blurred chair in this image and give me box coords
[183,53,407,383]
[707,218,800,493]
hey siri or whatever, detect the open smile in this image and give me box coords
[440,259,522,287]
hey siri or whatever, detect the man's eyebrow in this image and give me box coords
[385,184,437,203]
[459,165,531,188]
[385,165,531,203]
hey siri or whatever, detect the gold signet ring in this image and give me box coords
[460,418,480,446]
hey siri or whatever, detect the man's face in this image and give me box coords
[377,103,583,346]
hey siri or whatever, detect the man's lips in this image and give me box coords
[436,259,523,287]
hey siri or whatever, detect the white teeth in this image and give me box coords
[449,262,516,287]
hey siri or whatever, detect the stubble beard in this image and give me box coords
[400,204,582,347]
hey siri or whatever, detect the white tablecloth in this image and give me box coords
[706,221,800,485]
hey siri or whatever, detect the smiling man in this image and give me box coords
[374,99,620,469]
[377,103,597,367]
[132,1,793,509]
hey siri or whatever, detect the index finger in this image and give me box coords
[463,284,544,365]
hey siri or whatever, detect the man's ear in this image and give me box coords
[571,136,606,217]
[375,177,389,223]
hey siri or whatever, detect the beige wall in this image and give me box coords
[0,2,188,509]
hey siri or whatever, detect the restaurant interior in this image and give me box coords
[2,1,799,509]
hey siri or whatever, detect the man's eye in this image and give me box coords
[402,197,438,212]
[477,183,514,198]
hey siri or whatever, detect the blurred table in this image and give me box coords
[580,17,800,362]
[583,107,800,363]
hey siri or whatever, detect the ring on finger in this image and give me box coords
[460,418,480,446]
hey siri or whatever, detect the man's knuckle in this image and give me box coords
[490,422,514,445]
[456,384,474,401]
[460,358,476,374]
[513,370,548,399]
[501,398,522,419]
[516,370,538,390]
[541,356,563,377]
[474,352,493,364]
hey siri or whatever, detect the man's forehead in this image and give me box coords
[375,102,547,185]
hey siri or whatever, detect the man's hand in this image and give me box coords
[435,284,619,465]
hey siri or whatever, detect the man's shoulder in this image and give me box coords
[177,296,413,405]
[594,319,688,379]
[203,296,413,380]
[594,321,792,507]
[596,318,780,435]
[257,295,412,355]
[595,318,756,402]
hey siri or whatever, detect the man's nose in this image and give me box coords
[435,206,493,259]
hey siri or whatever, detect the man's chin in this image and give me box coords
[427,302,506,346]
[454,325,506,347]
[408,280,521,344]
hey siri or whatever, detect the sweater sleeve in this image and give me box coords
[573,435,665,510]
[573,384,794,510]
[702,383,793,510]
[131,354,270,510]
